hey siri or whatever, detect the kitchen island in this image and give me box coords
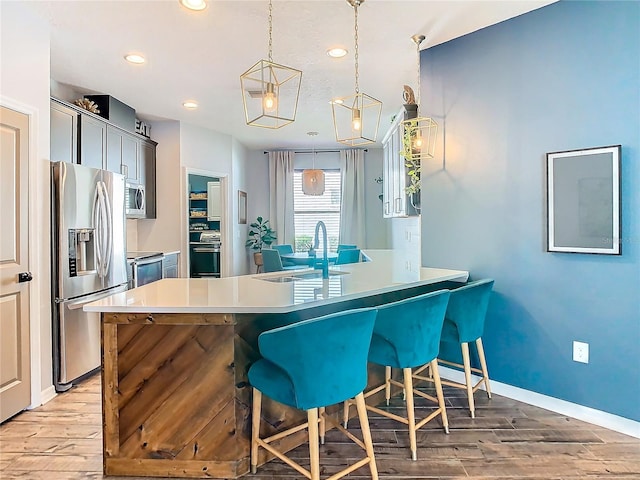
[85,250,468,478]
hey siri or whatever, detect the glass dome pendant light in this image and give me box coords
[302,132,325,195]
[331,0,382,146]
[240,0,302,129]
[400,34,438,162]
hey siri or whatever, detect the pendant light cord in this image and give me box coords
[416,39,420,106]
[268,0,273,62]
[354,5,359,94]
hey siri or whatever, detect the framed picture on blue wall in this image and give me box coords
[546,145,621,255]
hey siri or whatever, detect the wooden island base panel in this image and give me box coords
[88,250,469,478]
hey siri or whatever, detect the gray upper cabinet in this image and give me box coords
[50,97,157,219]
[106,125,139,182]
[50,100,78,164]
[79,114,106,170]
[139,138,157,219]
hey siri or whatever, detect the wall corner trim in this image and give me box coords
[439,366,640,439]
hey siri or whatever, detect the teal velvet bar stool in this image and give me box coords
[344,290,451,461]
[249,308,379,480]
[432,279,494,418]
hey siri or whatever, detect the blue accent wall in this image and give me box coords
[420,0,639,421]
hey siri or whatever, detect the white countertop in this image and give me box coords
[85,250,468,314]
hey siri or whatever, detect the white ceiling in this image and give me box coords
[28,0,555,150]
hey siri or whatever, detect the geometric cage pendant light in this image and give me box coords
[302,131,325,195]
[240,0,302,129]
[332,0,382,146]
[399,34,438,162]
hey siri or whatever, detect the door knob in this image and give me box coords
[18,272,33,283]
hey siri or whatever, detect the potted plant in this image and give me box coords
[399,118,422,212]
[245,216,277,271]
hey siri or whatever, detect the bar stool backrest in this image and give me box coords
[374,290,450,368]
[446,279,494,343]
[257,308,378,410]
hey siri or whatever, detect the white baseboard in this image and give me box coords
[38,385,57,406]
[439,365,640,439]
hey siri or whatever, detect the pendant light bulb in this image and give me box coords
[352,109,362,131]
[413,132,423,150]
[263,83,277,112]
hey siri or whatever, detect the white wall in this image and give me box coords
[231,138,249,275]
[1,1,53,403]
[137,120,182,255]
[179,123,235,277]
[362,148,388,248]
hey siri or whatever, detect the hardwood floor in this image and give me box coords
[1,373,638,479]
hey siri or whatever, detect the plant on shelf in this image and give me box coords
[245,216,277,272]
[399,119,421,198]
[399,119,423,213]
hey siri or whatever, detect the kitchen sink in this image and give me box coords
[258,270,349,283]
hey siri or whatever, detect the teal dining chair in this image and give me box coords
[261,248,301,272]
[432,279,495,418]
[337,244,357,252]
[344,290,451,461]
[272,244,296,267]
[249,308,379,480]
[335,248,361,265]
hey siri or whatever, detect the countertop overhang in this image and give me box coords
[85,250,468,314]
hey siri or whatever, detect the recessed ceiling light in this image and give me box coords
[183,101,198,109]
[327,47,348,58]
[124,54,145,64]
[179,0,207,11]
[330,98,344,105]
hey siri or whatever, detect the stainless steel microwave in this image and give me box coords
[125,182,145,218]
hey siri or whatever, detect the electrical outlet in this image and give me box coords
[573,341,589,363]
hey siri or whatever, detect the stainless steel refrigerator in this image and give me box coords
[51,162,128,392]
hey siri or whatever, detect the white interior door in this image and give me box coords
[0,105,31,423]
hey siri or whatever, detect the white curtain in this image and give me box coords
[268,151,295,246]
[339,149,366,247]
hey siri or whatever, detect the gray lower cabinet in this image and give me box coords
[162,253,179,278]
[50,100,78,164]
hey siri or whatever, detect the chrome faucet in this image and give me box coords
[313,221,329,279]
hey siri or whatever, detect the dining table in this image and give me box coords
[280,251,338,266]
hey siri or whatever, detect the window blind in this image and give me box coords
[293,169,341,252]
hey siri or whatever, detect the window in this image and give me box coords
[293,169,341,252]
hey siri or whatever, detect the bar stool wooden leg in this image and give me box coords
[476,338,492,398]
[319,407,326,445]
[403,368,417,461]
[355,392,379,480]
[461,343,476,418]
[343,399,350,428]
[430,360,449,434]
[251,388,262,474]
[307,408,320,480]
[385,366,391,405]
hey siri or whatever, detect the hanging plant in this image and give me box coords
[399,119,421,196]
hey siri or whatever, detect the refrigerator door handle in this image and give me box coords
[65,284,128,310]
[93,184,104,276]
[101,181,113,277]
